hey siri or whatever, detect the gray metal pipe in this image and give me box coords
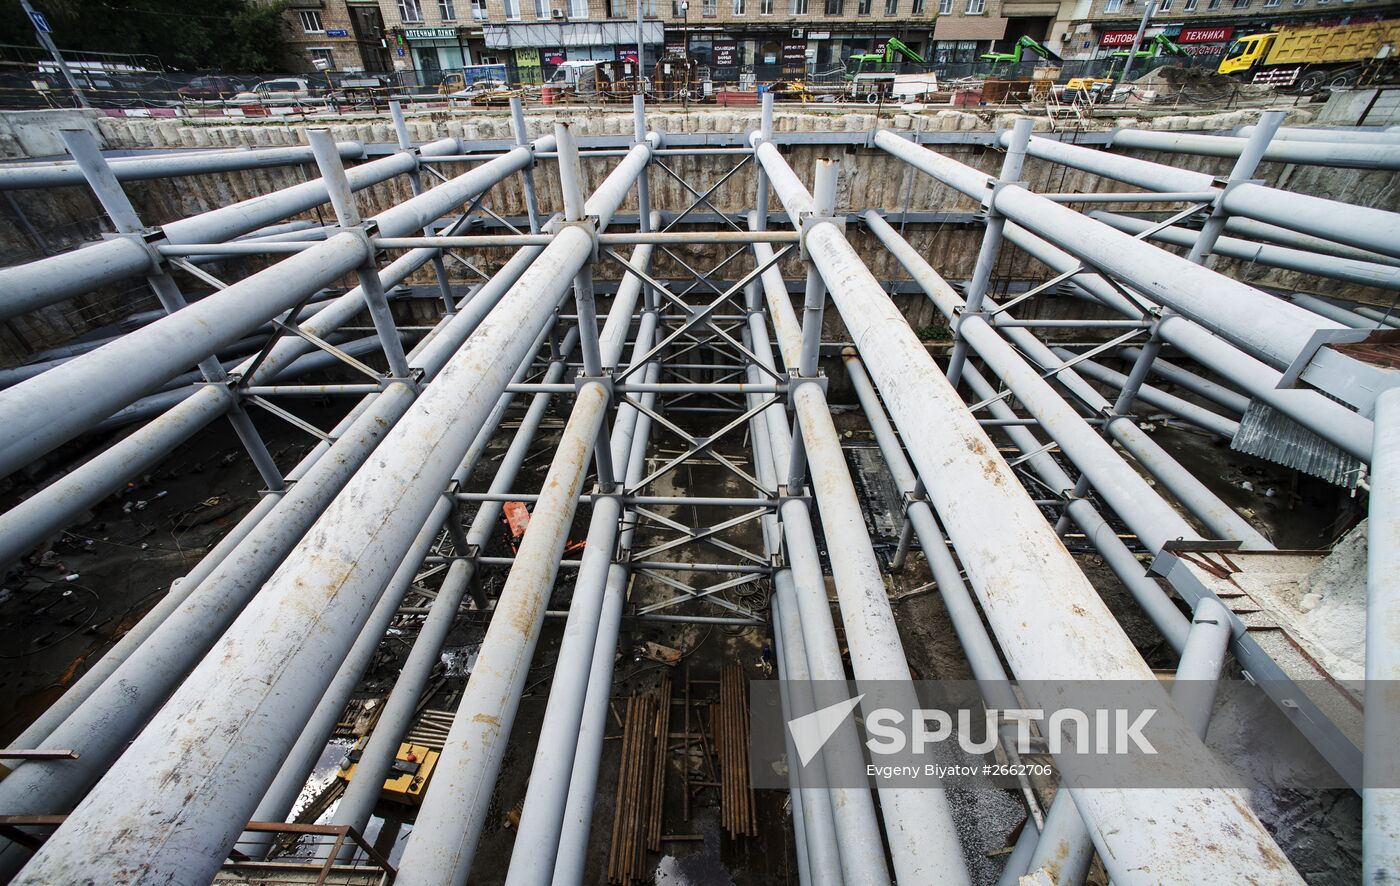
[755,140,1299,885]
[0,139,456,318]
[745,301,893,886]
[11,223,596,885]
[864,211,1205,552]
[550,363,662,886]
[1025,595,1235,886]
[1239,124,1400,145]
[0,141,364,190]
[0,245,553,874]
[331,326,583,841]
[1118,346,1251,414]
[1090,210,1400,292]
[1111,128,1400,171]
[1000,131,1400,260]
[1001,221,1375,462]
[1048,348,1241,438]
[1365,386,1400,883]
[1221,216,1400,268]
[243,325,559,859]
[503,243,656,883]
[754,230,971,884]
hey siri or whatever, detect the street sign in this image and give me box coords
[325,28,349,37]
[28,9,51,33]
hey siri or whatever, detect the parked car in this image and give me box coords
[232,78,315,104]
[177,75,237,100]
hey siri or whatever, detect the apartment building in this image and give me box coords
[278,0,395,74]
[372,0,939,84]
[1052,0,1400,61]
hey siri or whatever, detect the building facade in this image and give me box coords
[1052,0,1400,62]
[274,0,395,74]
[371,0,940,85]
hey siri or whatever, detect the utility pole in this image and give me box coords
[1117,0,1155,86]
[19,0,90,109]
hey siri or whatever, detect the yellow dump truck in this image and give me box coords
[1218,19,1400,93]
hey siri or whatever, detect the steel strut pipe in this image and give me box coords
[1238,124,1400,145]
[754,140,1302,885]
[1090,210,1400,292]
[1047,348,1241,439]
[550,363,660,886]
[0,141,365,190]
[1118,346,1252,415]
[946,116,1033,388]
[503,241,656,884]
[1110,127,1400,171]
[10,222,595,885]
[997,130,1400,260]
[0,236,458,570]
[752,232,971,885]
[0,138,457,317]
[745,301,892,886]
[0,246,554,871]
[1026,595,1235,886]
[862,212,1202,553]
[243,325,566,860]
[1001,221,1376,462]
[876,130,1349,370]
[392,153,652,886]
[747,239,890,884]
[1365,386,1400,884]
[0,133,551,481]
[744,339,843,886]
[1221,215,1400,268]
[394,344,626,886]
[331,322,587,844]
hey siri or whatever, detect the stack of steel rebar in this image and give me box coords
[607,677,672,884]
[716,666,757,839]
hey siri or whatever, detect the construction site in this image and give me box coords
[0,86,1396,886]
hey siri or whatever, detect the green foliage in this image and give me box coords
[2,0,297,73]
[916,321,950,342]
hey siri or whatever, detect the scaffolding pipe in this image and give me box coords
[1025,595,1234,885]
[1110,128,1400,171]
[755,139,1300,884]
[1118,346,1252,415]
[877,130,1350,370]
[10,216,596,884]
[998,131,1400,260]
[241,320,566,860]
[331,324,587,841]
[550,366,663,886]
[0,138,458,316]
[1365,386,1400,883]
[503,240,657,883]
[747,256,892,885]
[391,154,650,886]
[0,246,554,873]
[864,211,1204,552]
[1047,349,1241,438]
[0,135,550,479]
[1001,222,1375,462]
[1090,211,1400,292]
[0,141,364,190]
[753,230,971,884]
[1238,124,1400,144]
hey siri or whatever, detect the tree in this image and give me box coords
[1,0,296,72]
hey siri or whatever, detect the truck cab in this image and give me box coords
[1218,34,1275,76]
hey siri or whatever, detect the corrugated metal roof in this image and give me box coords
[1231,400,1364,489]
